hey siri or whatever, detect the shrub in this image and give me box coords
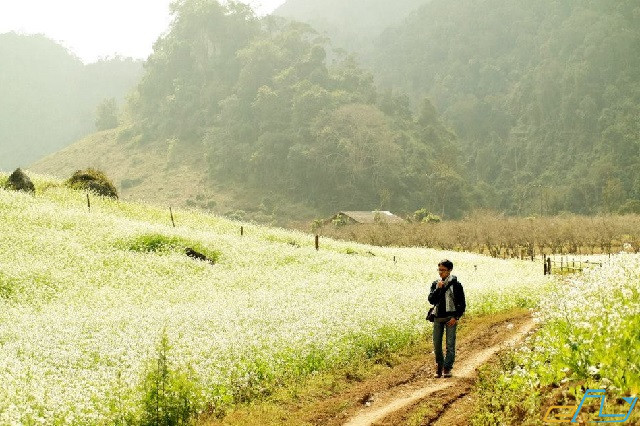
[422,213,441,224]
[412,208,431,223]
[405,207,442,223]
[5,168,35,193]
[66,168,118,199]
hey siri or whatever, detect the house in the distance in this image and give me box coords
[331,211,405,225]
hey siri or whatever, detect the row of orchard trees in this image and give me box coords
[318,211,640,256]
[128,0,470,217]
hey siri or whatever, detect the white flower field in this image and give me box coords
[472,253,640,424]
[0,175,552,424]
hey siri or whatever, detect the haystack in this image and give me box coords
[5,168,35,193]
[66,168,118,199]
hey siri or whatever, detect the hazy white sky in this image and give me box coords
[0,0,286,63]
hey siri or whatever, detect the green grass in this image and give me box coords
[118,233,221,263]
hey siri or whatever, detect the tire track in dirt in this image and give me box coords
[343,319,535,426]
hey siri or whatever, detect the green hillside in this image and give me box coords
[0,173,548,423]
[34,0,468,220]
[0,32,142,171]
[372,0,640,215]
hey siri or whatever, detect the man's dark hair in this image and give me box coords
[438,259,454,270]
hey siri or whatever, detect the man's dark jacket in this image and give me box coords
[428,276,466,320]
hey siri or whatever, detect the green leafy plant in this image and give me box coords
[139,330,202,425]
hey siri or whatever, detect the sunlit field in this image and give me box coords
[0,175,552,423]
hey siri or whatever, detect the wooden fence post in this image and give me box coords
[241,226,244,236]
[170,207,175,228]
[315,235,319,251]
[87,193,91,212]
[543,254,547,275]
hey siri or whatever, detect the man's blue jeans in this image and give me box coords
[433,319,457,369]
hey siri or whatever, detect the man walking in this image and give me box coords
[428,259,466,378]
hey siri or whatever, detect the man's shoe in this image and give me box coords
[434,364,443,378]
[443,368,452,378]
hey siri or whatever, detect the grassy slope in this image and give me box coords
[29,129,211,208]
[0,174,551,423]
[29,128,320,225]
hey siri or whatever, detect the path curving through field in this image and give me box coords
[343,319,536,426]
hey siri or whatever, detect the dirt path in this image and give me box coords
[200,311,535,426]
[342,319,535,426]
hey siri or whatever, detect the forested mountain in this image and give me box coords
[33,0,640,220]
[273,0,428,60]
[373,0,640,215]
[0,33,142,171]
[123,0,467,217]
